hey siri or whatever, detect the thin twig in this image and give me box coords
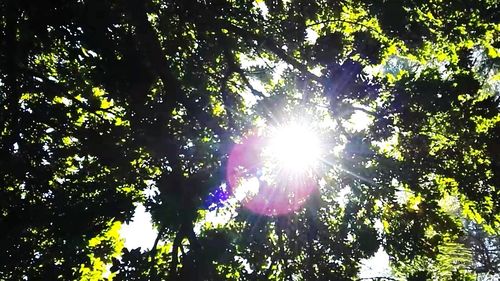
[149,224,166,279]
[307,18,382,35]
[218,20,326,85]
[358,277,398,281]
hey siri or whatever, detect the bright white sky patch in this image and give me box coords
[359,247,392,279]
[120,204,157,250]
[254,0,269,19]
[310,65,323,77]
[347,108,373,132]
[306,27,319,44]
[234,177,260,201]
[203,208,234,228]
[336,186,351,207]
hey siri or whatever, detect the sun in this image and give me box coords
[225,120,323,216]
[264,123,322,173]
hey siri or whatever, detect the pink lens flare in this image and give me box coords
[226,134,318,216]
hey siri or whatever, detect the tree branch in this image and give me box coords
[358,277,398,281]
[1,0,21,153]
[149,224,166,279]
[218,20,325,84]
[350,105,376,116]
[169,229,183,279]
[307,18,382,35]
[128,0,230,144]
[223,47,266,98]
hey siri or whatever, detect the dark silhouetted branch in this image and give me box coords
[218,20,326,84]
[307,18,382,35]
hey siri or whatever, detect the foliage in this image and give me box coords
[0,0,499,280]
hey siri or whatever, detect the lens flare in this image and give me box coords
[226,121,323,216]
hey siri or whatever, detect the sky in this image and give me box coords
[117,102,392,278]
[359,247,392,278]
[119,204,157,250]
[120,203,393,279]
[118,5,389,271]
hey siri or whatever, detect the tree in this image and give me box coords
[0,0,499,280]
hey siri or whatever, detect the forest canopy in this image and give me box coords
[0,0,499,280]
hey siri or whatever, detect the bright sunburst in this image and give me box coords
[226,118,324,216]
[265,123,322,173]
